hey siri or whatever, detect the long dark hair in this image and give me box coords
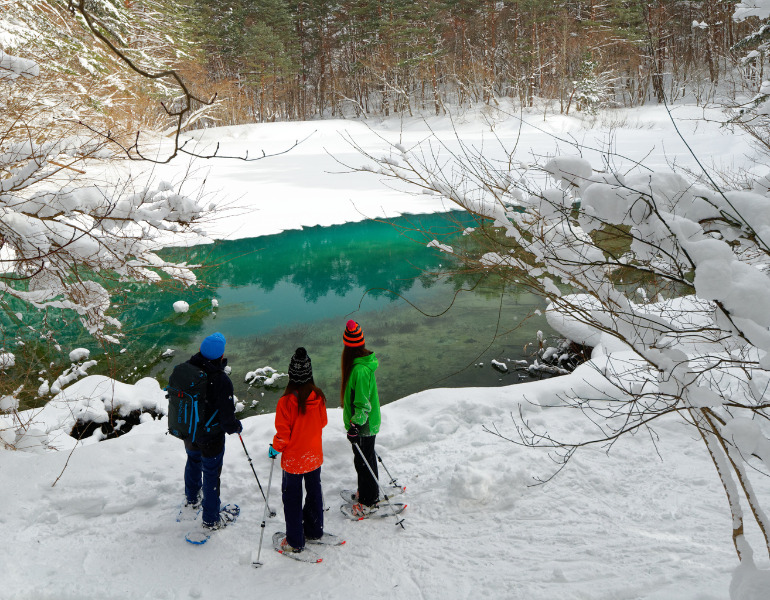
[283,379,325,414]
[340,345,372,407]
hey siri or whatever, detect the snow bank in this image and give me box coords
[0,367,763,599]
[24,375,167,450]
[731,561,770,600]
[110,103,754,244]
[546,293,728,359]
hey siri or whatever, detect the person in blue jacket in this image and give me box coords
[182,332,243,530]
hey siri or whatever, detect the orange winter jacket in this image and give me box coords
[272,389,328,474]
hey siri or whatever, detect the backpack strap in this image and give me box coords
[203,409,219,431]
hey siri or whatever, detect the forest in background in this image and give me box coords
[183,0,757,121]
[2,1,767,129]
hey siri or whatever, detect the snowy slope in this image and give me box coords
[2,365,766,600]
[112,102,763,244]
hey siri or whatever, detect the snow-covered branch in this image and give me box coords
[1,49,207,343]
[347,120,770,569]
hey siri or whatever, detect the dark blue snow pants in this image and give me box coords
[184,438,225,525]
[281,467,324,550]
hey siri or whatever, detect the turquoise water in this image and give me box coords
[5,213,556,413]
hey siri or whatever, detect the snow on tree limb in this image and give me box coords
[1,48,205,341]
[345,117,770,569]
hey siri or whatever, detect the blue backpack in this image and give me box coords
[166,362,220,442]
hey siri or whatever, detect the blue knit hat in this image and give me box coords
[200,332,226,360]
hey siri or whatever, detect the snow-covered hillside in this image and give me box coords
[3,363,768,600]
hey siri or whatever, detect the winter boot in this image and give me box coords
[350,502,378,517]
[202,504,240,530]
[202,515,229,531]
[220,503,240,523]
[185,490,202,509]
[279,536,304,553]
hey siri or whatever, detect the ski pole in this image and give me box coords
[239,434,276,518]
[375,451,400,488]
[252,455,277,568]
[354,442,405,529]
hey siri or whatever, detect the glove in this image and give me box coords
[347,423,361,441]
[235,421,243,435]
[268,444,279,459]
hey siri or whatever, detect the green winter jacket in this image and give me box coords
[342,353,381,436]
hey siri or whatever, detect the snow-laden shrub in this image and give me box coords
[2,49,207,345]
[351,115,770,585]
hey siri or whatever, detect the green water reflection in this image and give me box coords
[6,213,557,413]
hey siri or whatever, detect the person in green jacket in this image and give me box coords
[340,319,381,516]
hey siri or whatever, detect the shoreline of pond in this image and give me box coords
[4,212,561,415]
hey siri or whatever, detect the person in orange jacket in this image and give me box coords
[270,347,328,553]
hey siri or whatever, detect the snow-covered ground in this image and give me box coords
[122,101,763,242]
[4,363,767,600]
[3,104,770,599]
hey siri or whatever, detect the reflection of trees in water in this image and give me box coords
[7,212,549,410]
[107,214,468,352]
[160,213,472,303]
[8,213,504,352]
